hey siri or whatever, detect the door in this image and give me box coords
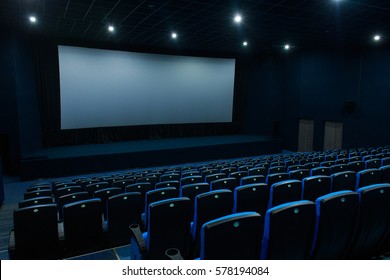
[323,121,343,151]
[298,119,314,152]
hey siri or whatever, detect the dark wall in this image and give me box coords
[244,47,390,151]
[0,32,42,174]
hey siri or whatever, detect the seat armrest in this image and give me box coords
[8,229,16,259]
[130,224,146,259]
[165,248,184,260]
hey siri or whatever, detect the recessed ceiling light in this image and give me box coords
[243,41,248,46]
[171,32,177,39]
[284,44,290,50]
[108,25,115,32]
[234,14,242,23]
[29,16,37,23]
[373,34,381,41]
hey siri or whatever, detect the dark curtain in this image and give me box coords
[33,37,61,147]
[33,38,246,147]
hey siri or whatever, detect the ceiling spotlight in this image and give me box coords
[234,14,242,23]
[29,16,37,23]
[171,32,177,39]
[373,34,381,41]
[243,41,248,46]
[108,25,115,32]
[284,44,290,50]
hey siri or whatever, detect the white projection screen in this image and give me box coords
[58,45,236,130]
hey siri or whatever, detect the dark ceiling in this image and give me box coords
[1,0,389,54]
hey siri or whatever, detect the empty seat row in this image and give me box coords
[162,183,390,260]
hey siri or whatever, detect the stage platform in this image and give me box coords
[20,135,282,180]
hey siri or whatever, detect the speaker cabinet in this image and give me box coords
[344,100,356,113]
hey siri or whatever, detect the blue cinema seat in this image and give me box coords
[234,183,269,216]
[268,180,302,209]
[330,171,356,192]
[302,176,331,202]
[346,183,390,259]
[106,192,143,247]
[261,200,316,259]
[10,204,59,259]
[62,198,104,258]
[199,212,263,260]
[130,197,192,259]
[310,191,359,259]
[191,190,233,257]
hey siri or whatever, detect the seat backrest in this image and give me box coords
[330,171,356,192]
[13,204,59,259]
[26,184,51,193]
[62,198,103,258]
[155,180,180,189]
[93,187,122,219]
[248,167,267,176]
[261,200,316,259]
[192,190,234,256]
[144,187,179,227]
[268,166,287,174]
[200,212,263,260]
[364,158,381,169]
[310,191,359,259]
[220,167,238,176]
[304,162,320,170]
[302,175,331,201]
[380,165,390,184]
[181,171,200,178]
[289,169,310,181]
[355,168,381,190]
[229,171,248,181]
[52,181,78,195]
[265,173,289,187]
[144,187,179,213]
[268,180,302,209]
[137,176,158,188]
[111,179,135,192]
[205,173,226,184]
[160,173,181,182]
[201,169,219,179]
[234,183,269,216]
[310,166,331,176]
[18,196,53,208]
[320,161,334,167]
[210,177,237,191]
[180,175,203,187]
[240,175,266,186]
[238,165,253,172]
[180,183,210,217]
[85,182,110,197]
[24,189,53,200]
[58,191,89,220]
[180,182,210,200]
[56,186,83,199]
[330,164,348,174]
[381,157,390,167]
[146,197,192,259]
[346,183,390,259]
[287,165,305,172]
[347,161,365,173]
[125,182,153,210]
[107,192,143,247]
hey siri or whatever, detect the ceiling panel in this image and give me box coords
[1,0,389,53]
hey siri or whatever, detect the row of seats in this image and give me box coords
[133,183,390,260]
[10,180,390,260]
[9,146,390,259]
[19,164,390,220]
